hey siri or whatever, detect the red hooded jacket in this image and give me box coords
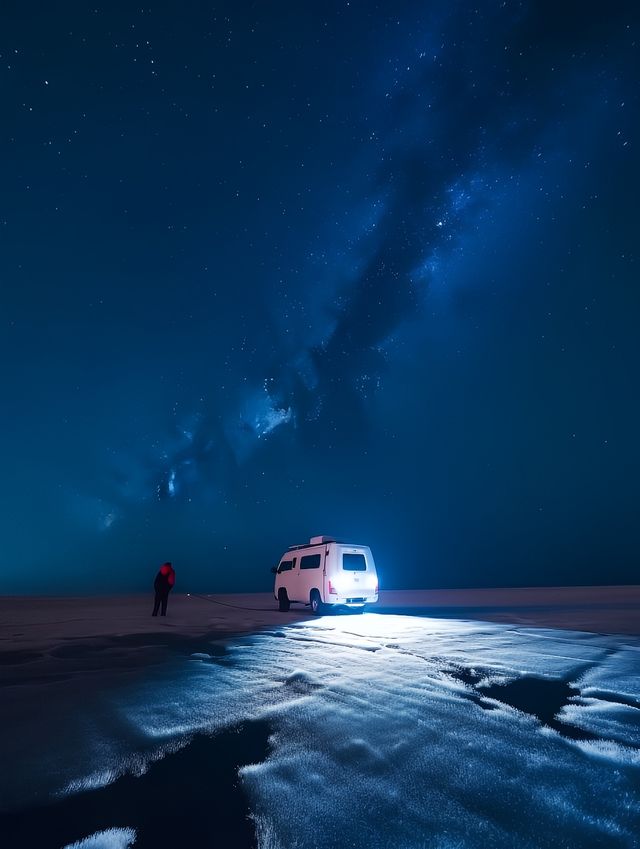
[154,562,176,593]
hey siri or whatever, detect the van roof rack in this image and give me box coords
[287,535,344,551]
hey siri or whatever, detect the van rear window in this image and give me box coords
[342,553,367,571]
[300,554,321,570]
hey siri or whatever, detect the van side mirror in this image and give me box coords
[271,566,278,574]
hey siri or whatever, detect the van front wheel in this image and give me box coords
[310,590,324,616]
[278,588,290,612]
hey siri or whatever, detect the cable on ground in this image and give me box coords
[186,592,278,612]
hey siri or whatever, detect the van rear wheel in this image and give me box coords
[310,590,324,616]
[278,588,290,612]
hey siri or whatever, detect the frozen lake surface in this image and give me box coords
[2,612,639,848]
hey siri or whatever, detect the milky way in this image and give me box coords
[149,2,635,498]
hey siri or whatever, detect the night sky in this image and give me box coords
[2,1,638,594]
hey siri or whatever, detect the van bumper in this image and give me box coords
[331,594,378,606]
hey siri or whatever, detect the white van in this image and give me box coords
[272,536,379,614]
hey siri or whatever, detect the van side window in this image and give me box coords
[342,553,367,571]
[278,559,294,573]
[300,553,321,570]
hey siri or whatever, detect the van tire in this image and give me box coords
[278,589,290,612]
[310,590,324,616]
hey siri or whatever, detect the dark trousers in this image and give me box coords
[152,592,169,616]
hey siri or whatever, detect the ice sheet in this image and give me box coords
[2,614,639,848]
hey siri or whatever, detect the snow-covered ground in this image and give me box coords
[3,611,638,848]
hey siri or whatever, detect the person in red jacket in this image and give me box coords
[152,561,176,616]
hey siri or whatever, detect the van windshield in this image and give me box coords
[342,553,367,571]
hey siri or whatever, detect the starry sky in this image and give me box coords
[2,1,638,594]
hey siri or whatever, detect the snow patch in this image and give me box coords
[63,828,136,849]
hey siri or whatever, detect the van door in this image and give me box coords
[276,556,297,600]
[298,549,323,604]
[335,548,369,599]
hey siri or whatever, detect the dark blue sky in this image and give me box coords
[2,1,638,593]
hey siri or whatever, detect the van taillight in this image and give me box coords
[328,580,337,594]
